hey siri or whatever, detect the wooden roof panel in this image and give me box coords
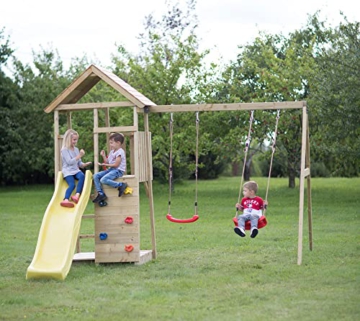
[44,64,156,113]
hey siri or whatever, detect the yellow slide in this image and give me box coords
[26,170,93,281]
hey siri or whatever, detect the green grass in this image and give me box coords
[0,177,359,321]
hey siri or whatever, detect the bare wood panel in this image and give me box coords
[95,243,140,263]
[95,204,139,216]
[94,126,138,134]
[138,132,153,182]
[95,232,139,244]
[57,101,134,111]
[95,214,139,226]
[139,101,306,113]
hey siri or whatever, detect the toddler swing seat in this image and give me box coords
[232,215,268,230]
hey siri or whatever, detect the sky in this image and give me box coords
[1,0,359,70]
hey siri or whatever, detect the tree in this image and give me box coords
[111,0,221,182]
[219,31,316,187]
[306,16,360,176]
[0,28,20,185]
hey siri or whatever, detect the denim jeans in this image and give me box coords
[93,168,124,194]
[237,213,260,230]
[64,171,85,200]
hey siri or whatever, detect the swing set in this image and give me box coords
[148,101,312,265]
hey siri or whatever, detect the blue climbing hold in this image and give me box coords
[99,233,108,240]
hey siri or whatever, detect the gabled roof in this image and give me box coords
[44,64,156,113]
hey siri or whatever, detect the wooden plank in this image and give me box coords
[82,214,95,219]
[94,126,138,134]
[144,112,157,259]
[73,252,95,261]
[95,243,140,263]
[54,111,60,182]
[297,106,308,265]
[57,101,134,111]
[139,101,305,113]
[79,234,95,239]
[135,250,153,265]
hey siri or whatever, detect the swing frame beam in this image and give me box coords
[142,101,312,265]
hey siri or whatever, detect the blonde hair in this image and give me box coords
[62,129,79,150]
[243,181,258,193]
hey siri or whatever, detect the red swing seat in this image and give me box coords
[232,215,267,230]
[166,214,199,223]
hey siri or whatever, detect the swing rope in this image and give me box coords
[166,112,200,223]
[263,109,281,215]
[167,113,174,215]
[235,110,255,217]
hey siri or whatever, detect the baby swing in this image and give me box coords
[233,109,281,230]
[166,112,200,223]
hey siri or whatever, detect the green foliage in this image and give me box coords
[306,16,360,176]
[1,7,359,186]
[0,177,359,320]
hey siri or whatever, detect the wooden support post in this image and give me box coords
[306,119,313,251]
[54,111,60,182]
[298,105,308,265]
[144,110,157,259]
[94,109,99,174]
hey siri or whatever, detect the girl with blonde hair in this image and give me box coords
[60,129,91,207]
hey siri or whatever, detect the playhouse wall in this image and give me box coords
[94,175,140,263]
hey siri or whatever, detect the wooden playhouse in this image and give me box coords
[44,64,157,265]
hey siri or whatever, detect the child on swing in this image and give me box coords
[92,132,127,203]
[234,181,267,238]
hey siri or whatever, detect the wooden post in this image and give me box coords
[54,111,60,182]
[306,118,313,251]
[297,105,308,265]
[143,110,157,259]
[94,109,99,174]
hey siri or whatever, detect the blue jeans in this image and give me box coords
[237,213,260,230]
[64,171,85,200]
[93,168,124,194]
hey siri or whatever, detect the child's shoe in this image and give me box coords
[118,183,128,197]
[60,200,74,208]
[234,227,246,237]
[71,195,80,204]
[92,193,107,203]
[250,228,258,238]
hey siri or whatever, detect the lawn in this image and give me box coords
[0,177,359,321]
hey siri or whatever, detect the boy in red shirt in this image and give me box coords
[234,181,267,238]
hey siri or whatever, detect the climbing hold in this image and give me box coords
[99,233,108,240]
[124,244,134,252]
[124,216,133,224]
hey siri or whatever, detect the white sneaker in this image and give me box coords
[234,227,246,237]
[250,228,258,238]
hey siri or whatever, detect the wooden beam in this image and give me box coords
[297,106,308,265]
[138,101,306,113]
[57,101,134,111]
[94,126,138,134]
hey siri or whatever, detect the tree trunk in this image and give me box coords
[288,167,296,188]
[232,162,239,176]
[244,164,251,181]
